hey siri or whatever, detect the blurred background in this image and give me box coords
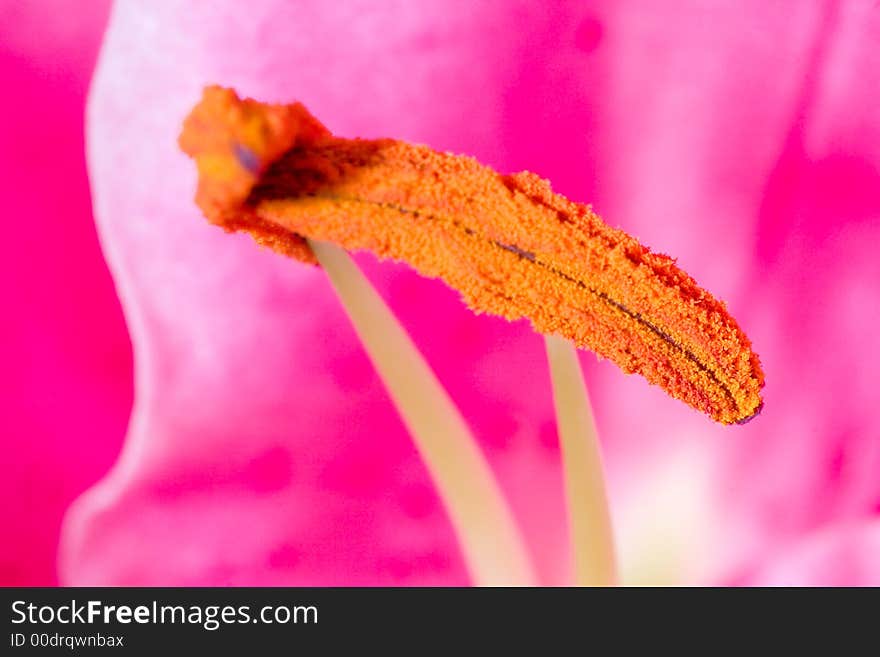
[2,0,879,586]
[1,0,125,585]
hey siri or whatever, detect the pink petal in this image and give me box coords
[743,520,880,586]
[58,1,880,585]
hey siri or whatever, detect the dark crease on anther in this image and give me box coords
[495,242,536,262]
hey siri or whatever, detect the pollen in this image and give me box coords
[179,86,764,425]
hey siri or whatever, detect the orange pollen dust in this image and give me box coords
[179,85,764,425]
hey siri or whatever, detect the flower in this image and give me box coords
[29,1,880,585]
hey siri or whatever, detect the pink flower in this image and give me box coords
[9,1,880,585]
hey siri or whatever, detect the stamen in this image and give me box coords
[309,239,537,586]
[178,86,765,424]
[177,85,768,585]
[545,335,617,586]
